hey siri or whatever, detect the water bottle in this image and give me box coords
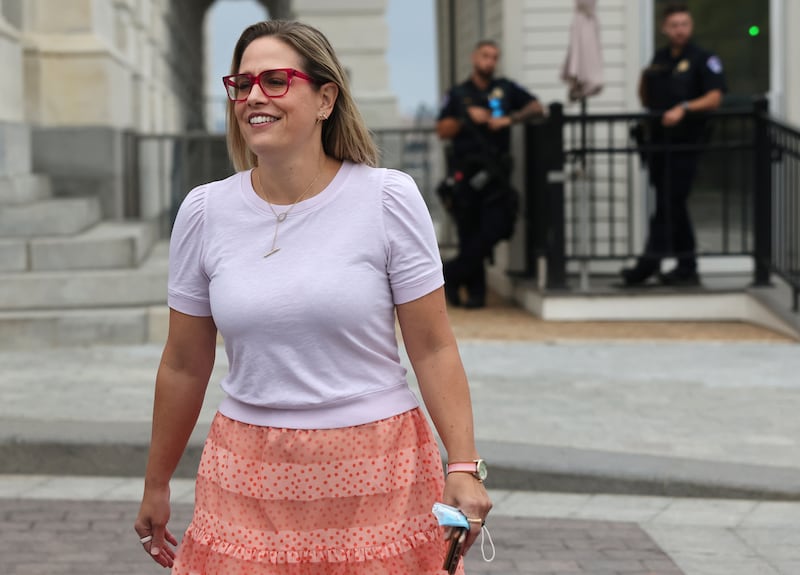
[488,97,503,118]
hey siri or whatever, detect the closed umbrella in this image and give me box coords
[561,0,605,290]
[561,0,604,102]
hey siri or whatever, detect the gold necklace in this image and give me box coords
[255,163,323,258]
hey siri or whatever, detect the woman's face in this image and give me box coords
[234,36,323,158]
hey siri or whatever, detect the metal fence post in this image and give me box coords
[545,103,567,289]
[753,97,772,286]
[524,116,545,278]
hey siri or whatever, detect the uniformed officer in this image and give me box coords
[437,39,543,308]
[621,1,726,287]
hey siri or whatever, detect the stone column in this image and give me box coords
[21,0,205,218]
[19,0,128,216]
[0,1,33,199]
[293,0,399,128]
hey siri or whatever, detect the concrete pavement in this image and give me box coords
[3,475,800,574]
[2,336,800,573]
[3,340,800,497]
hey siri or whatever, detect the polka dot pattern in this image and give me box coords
[172,409,463,574]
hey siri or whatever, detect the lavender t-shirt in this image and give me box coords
[167,161,444,429]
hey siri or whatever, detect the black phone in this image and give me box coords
[443,528,467,574]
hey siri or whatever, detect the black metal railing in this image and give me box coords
[122,106,798,312]
[123,131,232,237]
[524,98,799,310]
[123,126,449,243]
[764,115,800,310]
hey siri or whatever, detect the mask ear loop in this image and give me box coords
[479,524,496,562]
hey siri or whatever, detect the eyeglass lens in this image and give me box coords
[226,70,291,100]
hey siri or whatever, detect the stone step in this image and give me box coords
[29,220,159,271]
[0,241,168,311]
[0,307,153,348]
[0,197,101,238]
[0,239,26,273]
[0,174,52,204]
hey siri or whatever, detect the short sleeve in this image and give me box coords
[167,185,212,316]
[507,80,537,111]
[700,52,727,94]
[381,170,444,304]
[437,88,461,121]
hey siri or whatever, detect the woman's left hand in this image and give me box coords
[442,471,493,555]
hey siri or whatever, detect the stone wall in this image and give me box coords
[294,0,399,128]
[3,0,248,218]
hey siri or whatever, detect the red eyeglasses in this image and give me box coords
[222,68,316,101]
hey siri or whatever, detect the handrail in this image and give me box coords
[523,98,800,312]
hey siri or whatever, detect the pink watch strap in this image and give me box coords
[447,462,476,474]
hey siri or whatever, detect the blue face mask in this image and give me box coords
[432,502,497,564]
[431,502,470,529]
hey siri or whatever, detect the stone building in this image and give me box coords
[0,0,400,346]
[1,0,797,345]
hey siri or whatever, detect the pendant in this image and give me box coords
[276,213,288,222]
[264,247,281,258]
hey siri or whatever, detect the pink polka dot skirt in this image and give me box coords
[171,409,463,574]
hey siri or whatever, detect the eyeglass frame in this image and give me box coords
[222,68,317,102]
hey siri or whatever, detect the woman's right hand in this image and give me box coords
[442,471,492,555]
[134,484,179,568]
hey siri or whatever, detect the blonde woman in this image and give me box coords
[134,20,491,574]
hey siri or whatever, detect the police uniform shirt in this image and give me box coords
[642,42,726,142]
[437,77,537,157]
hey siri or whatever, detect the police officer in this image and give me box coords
[622,1,726,287]
[437,39,543,308]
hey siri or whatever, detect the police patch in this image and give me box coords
[490,87,504,99]
[707,55,723,74]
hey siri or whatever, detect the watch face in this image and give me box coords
[476,459,488,480]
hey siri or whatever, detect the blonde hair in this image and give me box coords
[225,20,378,171]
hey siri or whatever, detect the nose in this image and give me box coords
[246,82,270,104]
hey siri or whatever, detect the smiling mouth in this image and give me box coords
[249,115,279,125]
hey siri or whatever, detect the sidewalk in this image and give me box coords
[3,336,800,497]
[1,304,799,573]
[2,475,800,574]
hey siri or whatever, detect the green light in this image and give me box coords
[749,25,760,37]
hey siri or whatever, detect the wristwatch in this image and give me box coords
[447,459,488,482]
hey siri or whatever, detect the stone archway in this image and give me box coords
[163,0,291,131]
[199,0,291,22]
[198,0,399,130]
[9,0,397,219]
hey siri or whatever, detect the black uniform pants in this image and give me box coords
[444,181,509,304]
[640,146,699,272]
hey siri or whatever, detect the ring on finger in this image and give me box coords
[139,535,153,544]
[466,517,485,527]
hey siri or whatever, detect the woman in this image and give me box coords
[134,20,491,574]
